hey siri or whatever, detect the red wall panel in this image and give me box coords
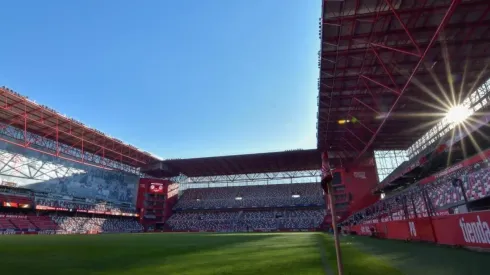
[343,164,380,215]
[350,211,490,248]
[137,178,177,227]
[432,211,490,247]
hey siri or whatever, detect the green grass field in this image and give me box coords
[0,233,489,275]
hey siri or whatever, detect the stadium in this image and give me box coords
[2,0,490,274]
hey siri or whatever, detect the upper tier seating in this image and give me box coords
[35,198,136,214]
[175,183,324,210]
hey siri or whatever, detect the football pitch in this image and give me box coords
[1,232,489,275]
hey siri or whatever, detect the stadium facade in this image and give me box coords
[2,0,490,253]
[0,85,379,234]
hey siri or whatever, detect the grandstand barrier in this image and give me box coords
[0,229,143,235]
[349,210,490,248]
[164,228,321,233]
[35,205,139,217]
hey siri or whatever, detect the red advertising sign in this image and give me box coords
[433,211,490,247]
[350,210,490,248]
[3,202,18,208]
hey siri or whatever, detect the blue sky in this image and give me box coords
[0,1,320,159]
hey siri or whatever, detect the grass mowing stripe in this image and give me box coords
[320,234,404,275]
[316,233,334,275]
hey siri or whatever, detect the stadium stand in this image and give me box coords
[167,209,325,232]
[0,193,33,205]
[0,142,139,206]
[52,216,143,233]
[166,183,326,232]
[34,197,136,214]
[9,217,36,230]
[344,153,490,226]
[174,183,324,210]
[0,217,16,230]
[0,179,141,234]
[0,212,143,234]
[28,216,58,231]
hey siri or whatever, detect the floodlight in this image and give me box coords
[291,194,300,198]
[235,197,242,200]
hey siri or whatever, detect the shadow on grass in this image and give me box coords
[318,233,403,275]
[0,233,273,275]
[345,235,490,275]
[0,233,325,275]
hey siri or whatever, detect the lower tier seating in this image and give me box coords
[166,209,325,232]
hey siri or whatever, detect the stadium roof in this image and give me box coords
[0,87,159,171]
[317,0,490,161]
[142,150,356,178]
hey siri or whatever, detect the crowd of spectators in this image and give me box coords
[166,209,325,232]
[52,216,143,233]
[174,183,324,210]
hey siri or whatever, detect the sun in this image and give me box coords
[445,104,471,124]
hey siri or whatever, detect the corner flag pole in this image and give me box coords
[321,151,344,275]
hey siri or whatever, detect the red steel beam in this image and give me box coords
[371,46,400,90]
[323,1,487,23]
[407,0,429,30]
[344,127,367,146]
[25,128,57,148]
[0,104,147,165]
[360,75,400,95]
[342,138,361,152]
[355,0,462,161]
[362,77,381,110]
[0,87,156,164]
[322,20,490,48]
[333,8,389,150]
[384,0,422,55]
[461,5,490,45]
[340,0,362,136]
[347,0,434,134]
[2,98,24,110]
[342,0,361,79]
[369,42,421,58]
[322,51,490,72]
[323,69,486,82]
[353,97,380,115]
[322,38,490,57]
[350,116,375,135]
[0,135,113,170]
[321,0,345,146]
